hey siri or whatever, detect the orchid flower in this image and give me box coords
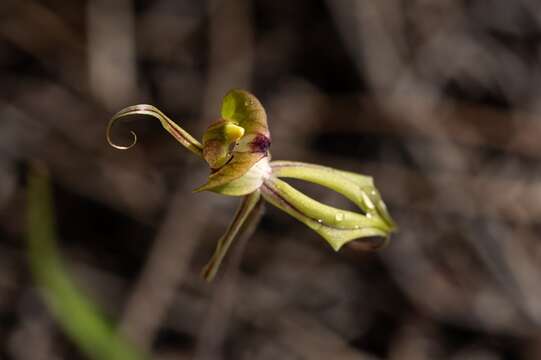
[106,89,396,281]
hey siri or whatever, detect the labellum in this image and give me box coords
[107,89,396,281]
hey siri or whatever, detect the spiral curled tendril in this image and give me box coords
[106,104,203,156]
[106,105,140,150]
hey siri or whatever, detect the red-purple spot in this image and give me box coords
[250,134,271,153]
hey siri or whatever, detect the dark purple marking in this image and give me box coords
[250,134,271,153]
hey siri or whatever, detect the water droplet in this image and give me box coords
[317,219,323,224]
[366,213,372,219]
[361,192,375,209]
[335,213,344,222]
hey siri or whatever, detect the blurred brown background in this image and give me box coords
[2,0,541,359]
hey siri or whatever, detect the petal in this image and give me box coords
[194,153,269,195]
[106,104,203,157]
[261,176,392,251]
[271,161,396,228]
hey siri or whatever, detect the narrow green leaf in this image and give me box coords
[27,163,145,360]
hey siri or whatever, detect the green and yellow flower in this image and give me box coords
[107,89,396,281]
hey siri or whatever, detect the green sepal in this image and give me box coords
[261,174,394,251]
[271,161,396,229]
[202,191,261,281]
[221,89,270,138]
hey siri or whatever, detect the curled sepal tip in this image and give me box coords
[106,104,203,157]
[106,112,137,150]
